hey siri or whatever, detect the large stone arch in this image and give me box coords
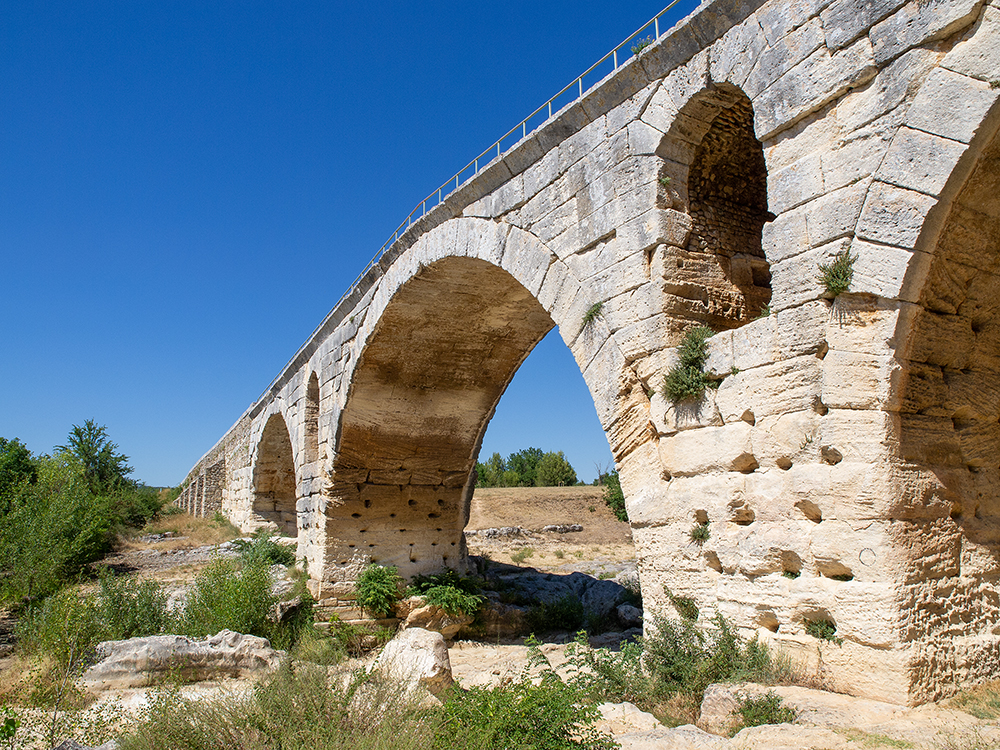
[888,97,1000,699]
[251,406,299,538]
[322,218,625,580]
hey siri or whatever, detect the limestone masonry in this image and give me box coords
[177,0,1000,705]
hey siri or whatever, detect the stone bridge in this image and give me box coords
[177,0,1000,705]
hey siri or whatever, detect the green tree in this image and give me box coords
[506,447,544,487]
[602,469,627,522]
[57,420,134,493]
[0,437,36,512]
[535,451,578,487]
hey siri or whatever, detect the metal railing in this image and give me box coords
[329,0,686,314]
[250,1,689,408]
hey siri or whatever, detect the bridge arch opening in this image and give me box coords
[252,412,299,538]
[657,84,772,338]
[325,255,569,580]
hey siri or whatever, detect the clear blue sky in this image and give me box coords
[1,1,698,487]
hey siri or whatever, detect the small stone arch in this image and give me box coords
[656,84,773,339]
[252,411,299,538]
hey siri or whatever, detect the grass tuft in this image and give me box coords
[817,249,857,297]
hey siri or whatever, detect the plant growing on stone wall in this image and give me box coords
[733,691,796,733]
[581,302,603,330]
[689,522,710,544]
[663,326,714,403]
[354,563,403,618]
[805,618,843,645]
[817,249,857,297]
[630,35,653,55]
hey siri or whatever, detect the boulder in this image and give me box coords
[617,603,643,627]
[403,603,474,640]
[375,627,453,697]
[81,630,283,691]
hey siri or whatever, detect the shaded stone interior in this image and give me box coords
[660,86,772,338]
[897,126,1000,694]
[253,413,298,537]
[325,257,554,581]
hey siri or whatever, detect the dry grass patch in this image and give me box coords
[948,680,1000,719]
[122,513,240,551]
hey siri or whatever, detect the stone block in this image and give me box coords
[732,315,780,371]
[710,15,768,89]
[905,67,1000,144]
[871,0,985,66]
[768,150,825,215]
[770,238,851,311]
[804,180,870,249]
[825,294,904,353]
[943,5,1000,81]
[745,18,826,98]
[775,301,830,359]
[500,227,553,297]
[884,126,970,197]
[762,206,810,263]
[848,238,931,300]
[715,354,824,423]
[652,390,724,437]
[757,0,836,45]
[626,119,663,156]
[754,38,877,140]
[658,421,756,477]
[821,349,901,409]
[856,181,937,249]
[819,126,895,193]
[820,0,908,50]
[750,410,822,470]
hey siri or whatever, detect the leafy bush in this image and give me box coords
[232,531,295,566]
[178,553,275,638]
[602,470,627,522]
[16,588,104,669]
[734,691,796,732]
[434,667,616,750]
[98,573,169,640]
[535,451,578,487]
[663,327,714,403]
[408,571,485,617]
[510,547,534,565]
[354,563,402,618]
[120,662,429,750]
[817,249,857,297]
[805,618,842,645]
[664,586,698,621]
[528,593,585,633]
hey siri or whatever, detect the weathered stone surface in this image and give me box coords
[82,630,283,691]
[375,627,453,697]
[403,603,474,640]
[179,0,1000,709]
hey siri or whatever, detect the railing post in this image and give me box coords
[655,17,660,37]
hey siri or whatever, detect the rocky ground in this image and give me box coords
[3,488,999,749]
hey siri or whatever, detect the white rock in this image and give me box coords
[375,627,453,697]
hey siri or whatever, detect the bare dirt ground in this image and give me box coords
[467,486,636,578]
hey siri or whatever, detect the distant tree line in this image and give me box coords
[474,447,579,488]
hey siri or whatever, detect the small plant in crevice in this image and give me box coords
[733,691,796,733]
[805,618,843,645]
[991,80,1000,89]
[664,585,698,621]
[631,34,654,55]
[782,570,800,579]
[689,521,710,544]
[817,248,857,297]
[663,326,715,403]
[755,304,771,320]
[658,175,672,187]
[581,302,603,330]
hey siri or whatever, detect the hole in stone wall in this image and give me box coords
[795,500,823,523]
[694,510,709,524]
[757,611,780,632]
[817,560,854,580]
[781,550,802,576]
[821,446,843,465]
[705,550,722,572]
[776,457,793,470]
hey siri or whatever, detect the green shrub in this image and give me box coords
[232,531,295,566]
[528,593,585,633]
[734,691,796,732]
[805,618,842,645]
[663,327,714,403]
[602,470,627,522]
[354,563,403,618]
[434,670,616,750]
[510,547,534,565]
[664,586,698,621]
[408,571,485,617]
[178,554,275,638]
[98,572,169,640]
[817,249,857,297]
[565,632,654,707]
[16,588,104,669]
[581,302,603,330]
[120,662,428,750]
